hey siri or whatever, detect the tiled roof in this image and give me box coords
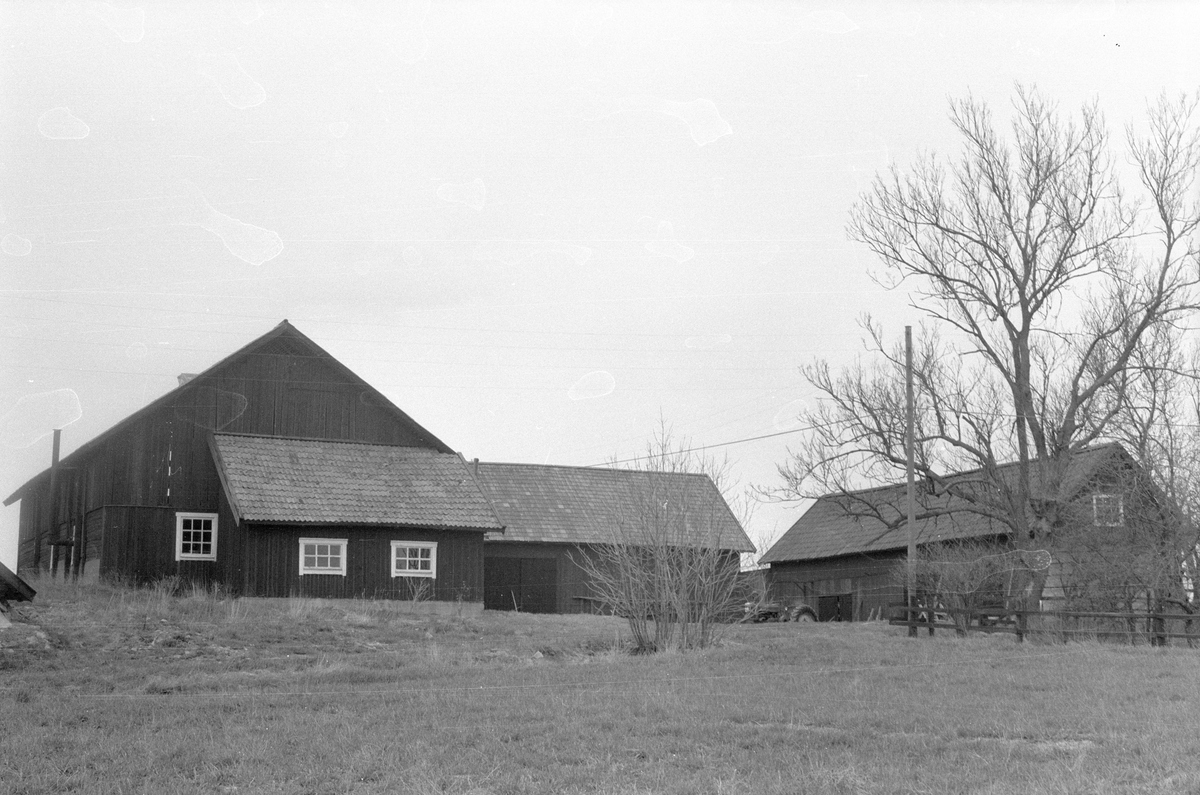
[759,443,1128,564]
[473,462,755,553]
[210,434,502,530]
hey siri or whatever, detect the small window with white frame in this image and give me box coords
[391,541,437,578]
[176,512,218,561]
[299,538,348,576]
[1092,493,1124,527]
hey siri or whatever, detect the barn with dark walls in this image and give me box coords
[3,320,502,604]
[759,444,1176,621]
[473,462,755,614]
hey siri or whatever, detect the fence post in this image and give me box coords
[1016,610,1026,643]
[907,591,917,639]
[1151,591,1166,648]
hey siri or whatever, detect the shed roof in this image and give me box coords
[473,462,755,553]
[4,320,452,506]
[0,560,35,604]
[759,443,1130,564]
[210,434,503,530]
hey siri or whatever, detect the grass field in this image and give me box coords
[2,577,1200,795]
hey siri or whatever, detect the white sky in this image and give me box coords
[2,1,1198,570]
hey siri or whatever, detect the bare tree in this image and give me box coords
[1102,327,1200,623]
[901,541,1049,635]
[577,424,752,653]
[776,87,1200,605]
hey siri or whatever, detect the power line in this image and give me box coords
[589,424,829,467]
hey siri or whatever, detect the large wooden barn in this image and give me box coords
[3,321,503,605]
[473,462,755,614]
[759,444,1175,621]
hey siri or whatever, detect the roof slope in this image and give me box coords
[4,320,451,506]
[473,462,755,553]
[759,443,1129,564]
[0,559,36,604]
[210,434,503,530]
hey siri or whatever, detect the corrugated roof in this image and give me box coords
[759,444,1128,564]
[210,434,502,530]
[473,462,755,553]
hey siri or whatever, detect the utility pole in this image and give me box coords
[47,429,61,578]
[905,326,917,637]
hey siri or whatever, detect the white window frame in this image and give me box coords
[390,540,437,579]
[175,512,218,561]
[1092,493,1124,527]
[299,537,348,576]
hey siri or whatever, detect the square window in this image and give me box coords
[175,513,218,561]
[1093,494,1124,527]
[299,538,348,576]
[391,541,436,578]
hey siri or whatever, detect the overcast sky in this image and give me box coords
[2,1,1198,570]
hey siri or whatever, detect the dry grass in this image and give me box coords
[2,576,1200,794]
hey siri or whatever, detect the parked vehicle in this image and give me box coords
[742,599,817,623]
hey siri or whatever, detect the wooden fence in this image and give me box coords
[888,602,1200,646]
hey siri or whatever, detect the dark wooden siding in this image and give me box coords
[482,542,743,615]
[16,484,46,575]
[767,551,908,622]
[243,525,484,601]
[82,508,104,578]
[484,555,558,613]
[484,542,599,614]
[214,486,246,593]
[15,339,441,578]
[84,505,232,587]
[96,506,174,584]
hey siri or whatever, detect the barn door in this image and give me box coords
[518,558,557,613]
[484,557,520,610]
[484,557,557,613]
[817,593,852,622]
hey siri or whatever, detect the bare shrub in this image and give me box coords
[575,424,752,653]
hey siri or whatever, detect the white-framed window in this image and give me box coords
[176,512,218,561]
[391,541,437,578]
[300,538,348,576]
[1093,494,1124,527]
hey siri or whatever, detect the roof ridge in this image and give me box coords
[810,442,1127,502]
[213,432,444,450]
[478,460,711,479]
[760,442,1132,564]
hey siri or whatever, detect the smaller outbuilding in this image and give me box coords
[473,462,755,614]
[0,560,36,618]
[759,443,1174,621]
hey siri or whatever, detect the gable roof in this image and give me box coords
[4,320,451,506]
[473,462,755,553]
[210,433,503,530]
[759,443,1131,564]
